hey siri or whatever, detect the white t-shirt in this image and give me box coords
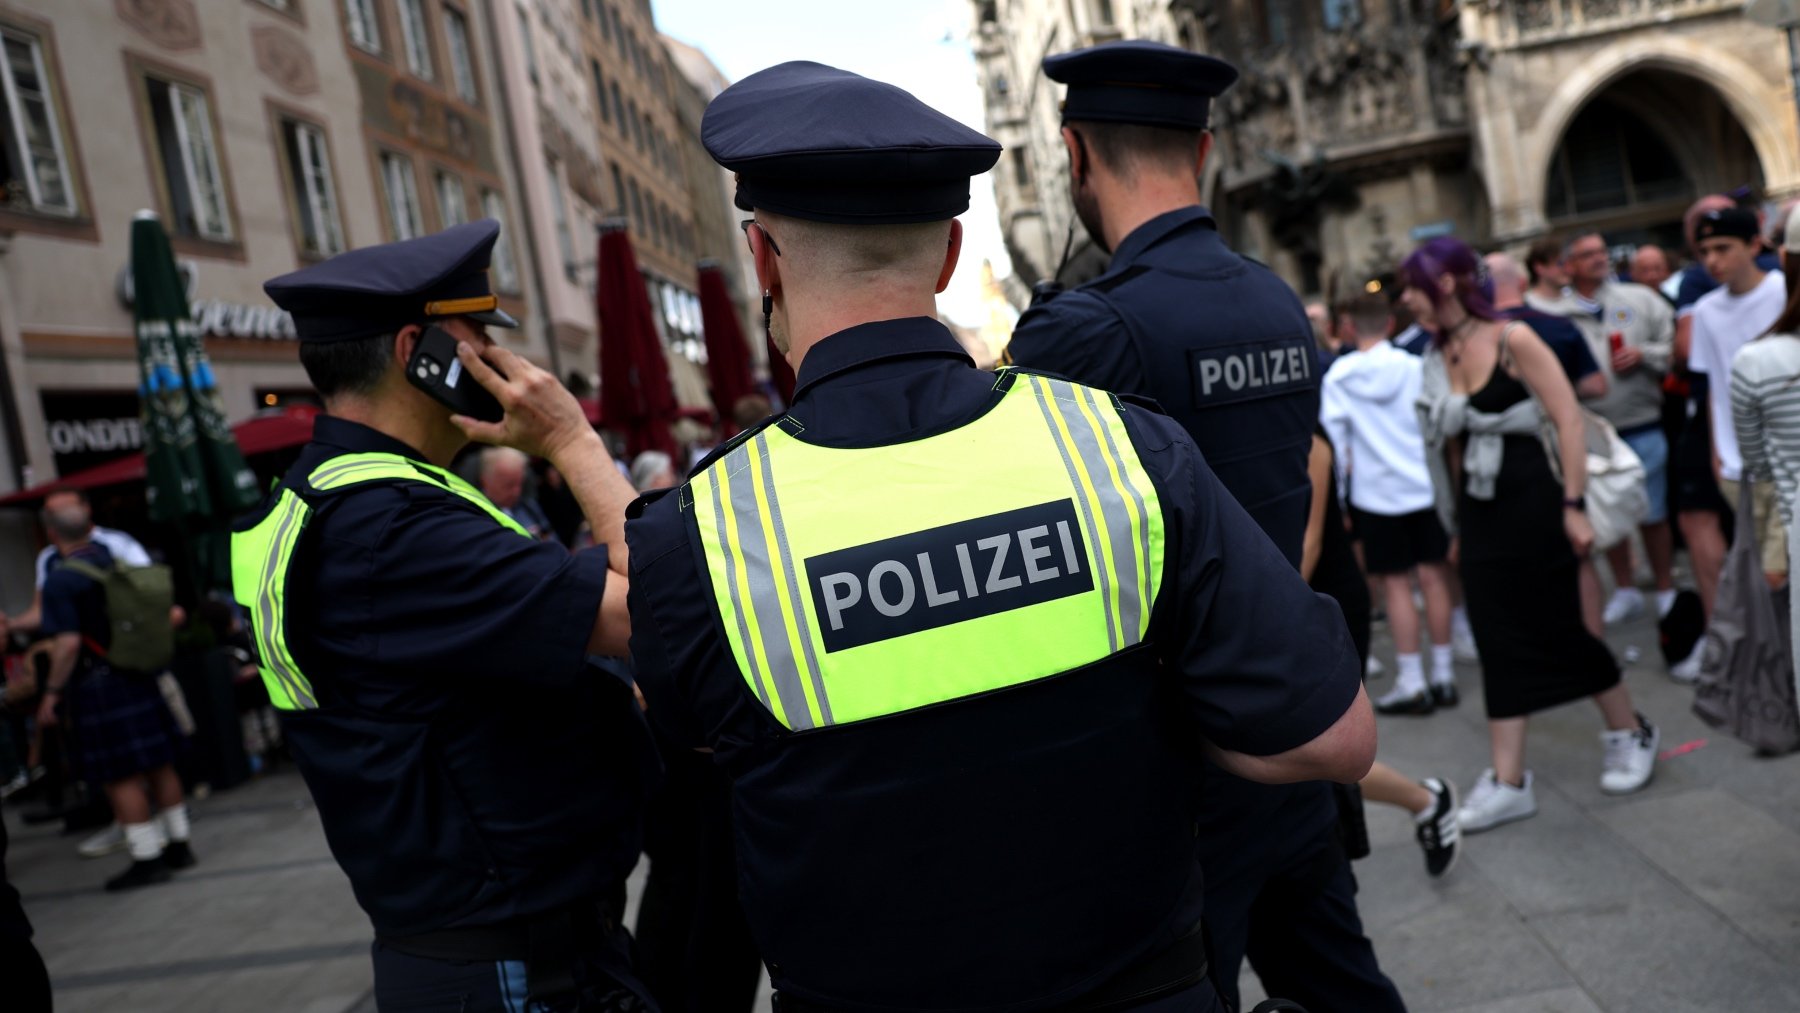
[34,526,152,588]
[1689,270,1788,481]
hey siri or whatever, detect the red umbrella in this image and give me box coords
[596,222,677,458]
[0,406,318,506]
[698,261,755,436]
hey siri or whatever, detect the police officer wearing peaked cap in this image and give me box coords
[1010,41,1410,1012]
[237,220,661,1012]
[624,60,1376,1013]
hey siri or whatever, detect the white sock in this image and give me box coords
[1655,589,1677,618]
[1452,606,1473,640]
[1430,644,1455,685]
[1395,653,1426,694]
[124,821,163,861]
[159,803,191,844]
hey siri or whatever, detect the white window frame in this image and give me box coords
[155,79,231,240]
[517,5,537,82]
[546,154,574,277]
[481,188,519,294]
[345,0,381,53]
[434,170,467,227]
[380,151,423,240]
[283,119,345,256]
[397,0,434,79]
[444,8,478,103]
[0,27,75,216]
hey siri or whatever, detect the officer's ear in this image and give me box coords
[1193,131,1214,179]
[936,219,964,295]
[392,323,424,374]
[1061,126,1086,184]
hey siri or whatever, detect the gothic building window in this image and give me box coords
[1544,100,1690,220]
[1322,0,1361,30]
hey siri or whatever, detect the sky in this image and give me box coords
[651,0,1015,326]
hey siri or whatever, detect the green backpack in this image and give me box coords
[60,558,176,674]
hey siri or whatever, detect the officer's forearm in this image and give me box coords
[553,431,636,575]
[1204,683,1377,785]
[586,570,631,657]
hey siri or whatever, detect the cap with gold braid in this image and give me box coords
[263,219,519,343]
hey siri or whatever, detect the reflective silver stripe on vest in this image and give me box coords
[1029,376,1120,653]
[707,473,772,713]
[717,440,825,730]
[1074,382,1153,642]
[751,432,832,727]
[257,498,317,710]
[1037,376,1148,649]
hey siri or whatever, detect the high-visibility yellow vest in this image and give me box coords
[230,452,529,711]
[688,370,1166,731]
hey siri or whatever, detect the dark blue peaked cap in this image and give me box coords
[702,61,1001,225]
[263,219,519,343]
[1044,40,1239,130]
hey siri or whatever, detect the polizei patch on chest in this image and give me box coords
[804,499,1095,653]
[1189,335,1315,406]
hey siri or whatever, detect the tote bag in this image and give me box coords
[1693,476,1800,754]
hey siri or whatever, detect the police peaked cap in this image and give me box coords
[264,219,519,344]
[702,61,1002,225]
[1043,40,1239,130]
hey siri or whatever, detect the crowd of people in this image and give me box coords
[1308,189,1800,836]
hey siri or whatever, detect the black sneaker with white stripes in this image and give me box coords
[1414,777,1460,877]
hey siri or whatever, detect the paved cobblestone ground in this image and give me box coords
[8,602,1799,1012]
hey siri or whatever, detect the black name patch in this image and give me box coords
[804,500,1094,653]
[1189,335,1315,406]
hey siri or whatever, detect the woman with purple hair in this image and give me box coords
[1404,237,1660,834]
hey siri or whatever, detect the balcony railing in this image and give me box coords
[1496,0,1742,48]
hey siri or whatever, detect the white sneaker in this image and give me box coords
[1603,587,1646,625]
[1452,627,1479,663]
[77,823,127,859]
[1600,715,1659,795]
[1457,769,1537,833]
[1669,639,1705,684]
[1365,655,1385,678]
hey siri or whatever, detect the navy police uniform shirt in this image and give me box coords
[266,416,651,936]
[626,317,1359,1007]
[1008,207,1320,569]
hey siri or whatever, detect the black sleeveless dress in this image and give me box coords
[1458,367,1620,718]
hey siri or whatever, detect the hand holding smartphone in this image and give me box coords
[406,325,504,423]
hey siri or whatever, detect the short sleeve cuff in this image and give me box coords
[1220,632,1362,758]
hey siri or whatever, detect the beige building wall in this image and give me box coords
[0,0,388,493]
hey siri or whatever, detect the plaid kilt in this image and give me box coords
[67,662,182,784]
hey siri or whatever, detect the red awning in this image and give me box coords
[698,262,754,436]
[0,405,319,506]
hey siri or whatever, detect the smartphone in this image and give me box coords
[405,325,504,423]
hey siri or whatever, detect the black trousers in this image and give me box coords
[1206,830,1405,1013]
[633,745,761,1013]
[370,940,658,1012]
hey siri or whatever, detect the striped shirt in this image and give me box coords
[1731,333,1800,524]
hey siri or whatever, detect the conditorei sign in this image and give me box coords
[116,261,297,341]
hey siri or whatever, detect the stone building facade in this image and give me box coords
[0,0,538,493]
[975,0,1800,298]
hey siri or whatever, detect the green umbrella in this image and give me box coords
[131,210,259,592]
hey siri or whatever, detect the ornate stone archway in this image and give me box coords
[1464,13,1800,242]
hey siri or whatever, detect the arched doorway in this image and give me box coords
[1542,67,1763,252]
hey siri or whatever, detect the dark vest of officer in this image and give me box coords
[249,225,653,947]
[1007,41,1319,568]
[625,61,1361,1013]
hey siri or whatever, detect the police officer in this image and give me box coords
[238,221,658,1011]
[1009,41,1407,1011]
[625,61,1375,1012]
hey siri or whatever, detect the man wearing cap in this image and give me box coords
[625,60,1374,1012]
[234,220,659,1011]
[1007,41,1407,1011]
